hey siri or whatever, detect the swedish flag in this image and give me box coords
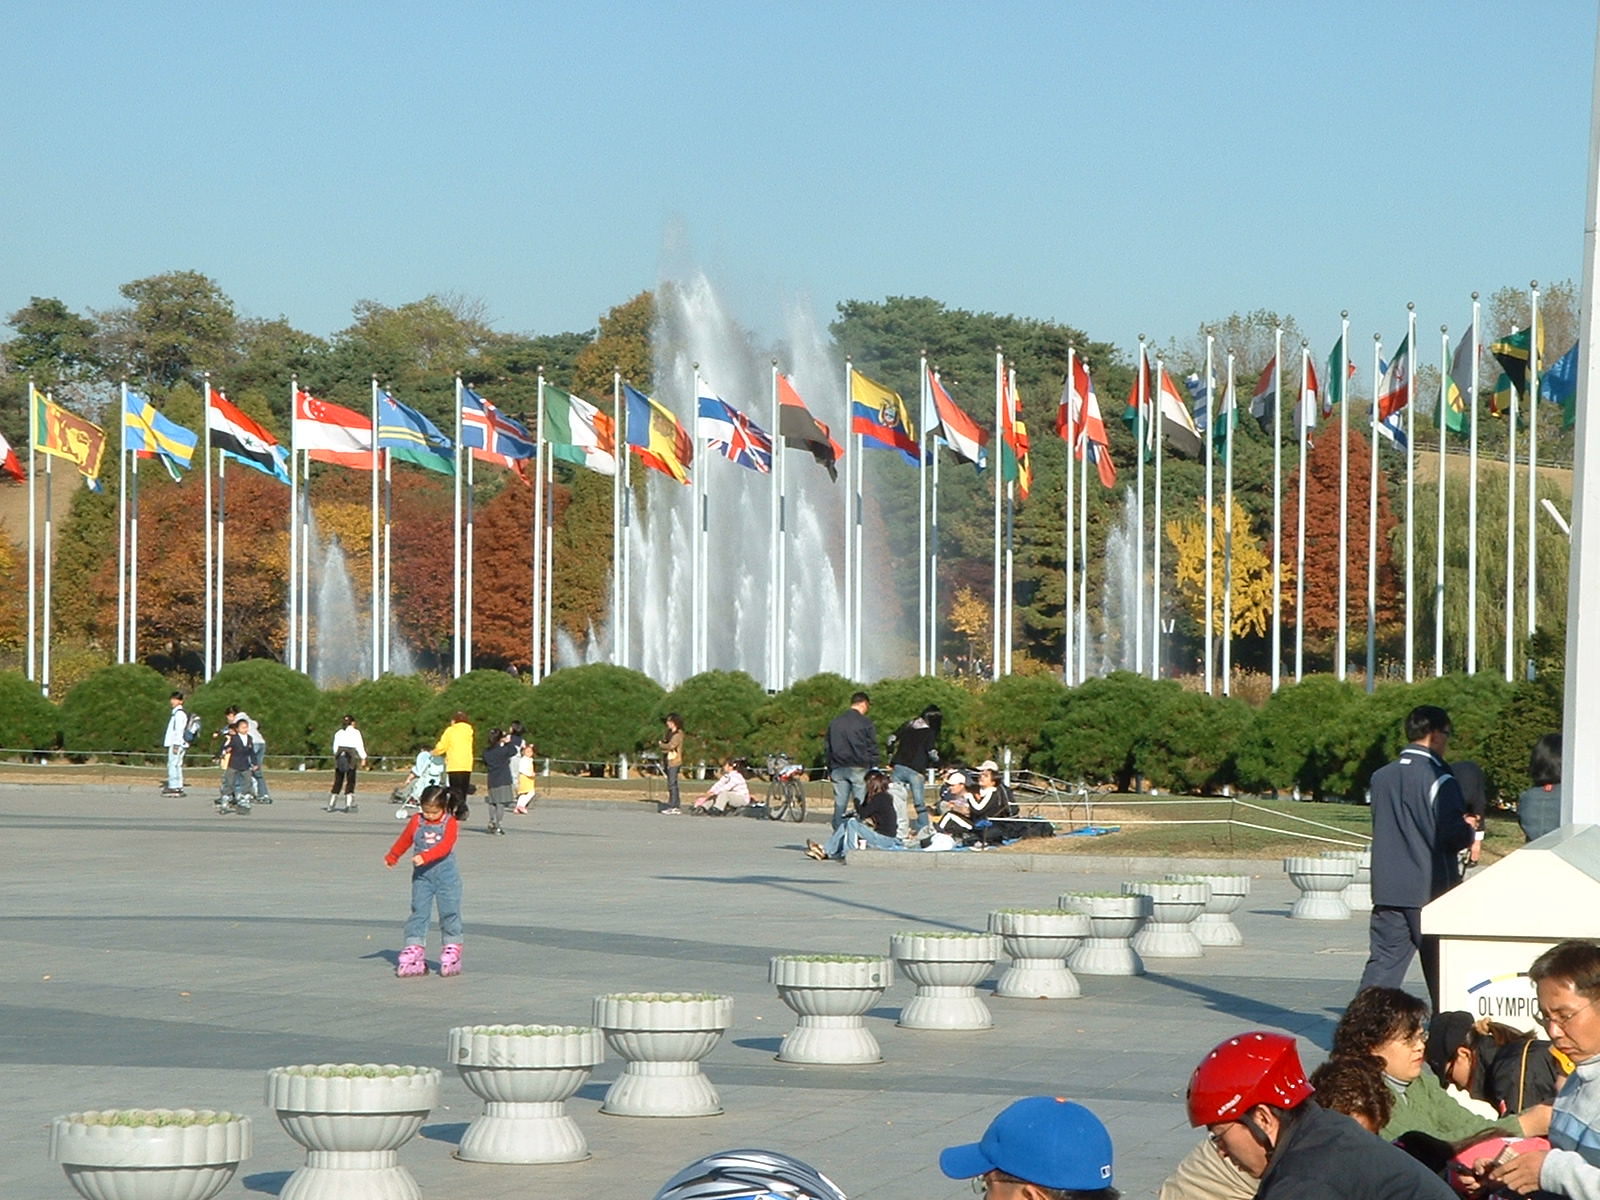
[124,390,198,479]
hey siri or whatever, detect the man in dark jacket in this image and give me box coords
[1357,705,1475,1008]
[888,705,941,837]
[825,692,877,829]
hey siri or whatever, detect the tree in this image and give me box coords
[958,673,1067,768]
[1166,499,1274,640]
[521,664,663,762]
[1158,310,1305,386]
[650,670,765,766]
[98,271,239,389]
[948,586,991,670]
[5,297,100,390]
[751,673,857,767]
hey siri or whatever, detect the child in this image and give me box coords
[691,758,751,815]
[481,727,518,835]
[513,742,538,813]
[384,786,463,977]
[217,718,255,815]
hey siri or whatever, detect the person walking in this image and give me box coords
[825,691,877,829]
[482,727,518,835]
[1357,705,1475,1009]
[887,704,941,837]
[162,691,189,797]
[326,714,368,813]
[384,787,463,978]
[432,710,475,818]
[658,713,685,815]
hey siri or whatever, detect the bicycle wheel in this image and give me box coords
[767,781,790,821]
[784,777,807,823]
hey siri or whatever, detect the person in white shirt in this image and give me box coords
[691,759,752,815]
[162,692,188,796]
[327,714,369,813]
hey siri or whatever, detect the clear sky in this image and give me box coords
[3,1,1595,360]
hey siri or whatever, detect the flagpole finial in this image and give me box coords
[1138,334,1146,343]
[1472,291,1480,301]
[1301,339,1308,348]
[1341,310,1348,320]
[771,357,778,367]
[1407,302,1415,312]
[1374,333,1382,342]
[1441,324,1449,335]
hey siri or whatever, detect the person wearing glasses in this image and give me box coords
[1482,940,1600,1199]
[939,1095,1118,1200]
[1186,1031,1452,1200]
[1357,706,1477,1009]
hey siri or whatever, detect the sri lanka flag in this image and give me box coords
[696,384,772,474]
[849,368,918,465]
[624,382,692,483]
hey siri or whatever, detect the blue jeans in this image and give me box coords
[830,766,868,828]
[892,764,930,830]
[166,745,185,790]
[405,857,463,945]
[249,742,268,798]
[824,817,904,860]
[661,764,681,811]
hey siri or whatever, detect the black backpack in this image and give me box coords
[335,746,355,772]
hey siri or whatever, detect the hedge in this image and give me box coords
[189,660,321,759]
[520,664,663,762]
[647,670,766,767]
[307,674,437,762]
[61,664,174,757]
[0,670,59,755]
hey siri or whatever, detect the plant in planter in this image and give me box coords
[1283,855,1356,920]
[1122,879,1211,958]
[593,993,733,1117]
[1057,891,1152,976]
[1322,849,1372,912]
[51,1109,250,1200]
[449,1025,605,1164]
[987,908,1090,999]
[890,931,1002,1030]
[1165,872,1252,946]
[770,954,893,1064]
[266,1063,440,1200]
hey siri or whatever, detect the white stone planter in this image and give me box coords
[593,993,732,1117]
[770,955,892,1064]
[1322,849,1373,912]
[987,909,1090,999]
[1057,892,1152,976]
[890,931,1002,1030]
[1124,879,1210,958]
[1284,855,1356,920]
[449,1025,604,1164]
[1166,872,1251,946]
[51,1110,250,1200]
[266,1064,440,1200]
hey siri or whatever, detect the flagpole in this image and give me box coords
[1368,334,1382,692]
[1223,351,1236,694]
[775,364,789,687]
[1336,312,1350,681]
[616,368,630,670]
[843,357,854,680]
[453,375,463,678]
[1467,293,1481,675]
[465,449,475,672]
[26,383,37,683]
[1077,360,1090,684]
[42,451,52,695]
[931,369,944,678]
[612,369,623,670]
[369,377,380,681]
[1152,356,1166,682]
[1006,364,1018,677]
[854,424,865,680]
[773,359,784,689]
[1271,324,1283,692]
[288,378,299,672]
[1065,348,1078,685]
[129,429,140,663]
[1506,317,1520,683]
[543,445,554,673]
[1203,336,1215,693]
[1437,324,1450,677]
[691,364,704,675]
[299,447,311,673]
[382,416,393,674]
[532,371,545,679]
[1526,280,1541,647]
[917,352,928,678]
[1135,336,1146,675]
[203,375,214,679]
[1295,342,1309,683]
[1405,302,1417,684]
[216,455,226,671]
[117,380,128,664]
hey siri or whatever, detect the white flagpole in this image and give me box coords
[42,452,52,695]
[612,370,624,669]
[1152,356,1166,681]
[543,447,554,672]
[533,372,545,680]
[203,375,214,679]
[1506,321,1520,683]
[1437,324,1450,677]
[1405,302,1417,683]
[129,431,140,663]
[1526,281,1541,644]
[772,359,783,689]
[931,370,944,677]
[1134,336,1146,674]
[1467,293,1481,675]
[1005,364,1018,677]
[777,369,789,686]
[1336,312,1350,681]
[853,424,865,680]
[453,375,463,677]
[369,378,380,681]
[621,375,632,668]
[26,383,37,683]
[464,450,475,672]
[215,455,226,671]
[992,348,1003,682]
[1077,361,1090,684]
[288,378,299,672]
[1223,351,1236,694]
[691,365,704,674]
[1203,336,1215,693]
[1368,335,1382,691]
[1295,342,1309,683]
[918,352,928,678]
[382,424,392,674]
[299,447,311,673]
[1065,349,1077,685]
[117,379,128,664]
[1271,324,1283,691]
[842,358,854,680]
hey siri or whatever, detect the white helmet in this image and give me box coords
[653,1149,848,1200]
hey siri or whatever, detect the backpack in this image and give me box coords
[335,746,355,772]
[182,714,203,745]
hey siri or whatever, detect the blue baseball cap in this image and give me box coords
[939,1096,1114,1190]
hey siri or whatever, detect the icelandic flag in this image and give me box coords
[696,385,773,474]
[460,387,536,459]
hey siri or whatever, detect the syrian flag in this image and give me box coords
[928,369,987,467]
[0,428,23,482]
[777,374,843,481]
[208,391,289,483]
[296,391,376,469]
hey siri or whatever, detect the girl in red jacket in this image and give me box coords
[384,787,463,977]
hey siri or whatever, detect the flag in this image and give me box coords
[849,369,918,464]
[1490,372,1513,420]
[1323,335,1351,418]
[1184,371,1214,433]
[1376,335,1411,421]
[1293,358,1320,437]
[542,383,617,476]
[624,383,692,483]
[1155,367,1204,457]
[777,375,842,480]
[295,390,376,469]
[1443,328,1473,435]
[1249,355,1277,422]
[31,385,106,481]
[123,390,199,480]
[0,429,23,482]
[1542,342,1580,430]
[1215,370,1238,439]
[1491,325,1544,395]
[999,373,1031,497]
[1375,358,1409,449]
[1122,352,1154,430]
[1073,359,1117,488]
[696,386,773,473]
[930,370,987,467]
[208,391,290,482]
[378,391,453,475]
[461,387,536,460]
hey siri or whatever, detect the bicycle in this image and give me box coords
[763,752,808,823]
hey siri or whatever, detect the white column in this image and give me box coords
[1467,294,1481,675]
[1404,303,1417,683]
[1271,325,1283,691]
[1527,281,1542,644]
[1336,313,1350,681]
[1202,336,1214,694]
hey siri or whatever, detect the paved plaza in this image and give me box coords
[3,780,1392,1198]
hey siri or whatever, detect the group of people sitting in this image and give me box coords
[803,762,1018,862]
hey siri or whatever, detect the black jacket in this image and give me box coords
[1258,1102,1455,1200]
[857,789,898,838]
[889,716,940,771]
[1368,745,1472,908]
[825,708,878,769]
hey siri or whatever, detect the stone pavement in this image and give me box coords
[3,783,1401,1199]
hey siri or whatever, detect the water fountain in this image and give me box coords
[298,513,419,687]
[1096,489,1141,674]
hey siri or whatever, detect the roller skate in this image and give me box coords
[395,945,427,978]
[438,943,462,977]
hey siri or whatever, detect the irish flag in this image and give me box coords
[544,383,617,476]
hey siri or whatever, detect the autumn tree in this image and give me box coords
[947,585,991,670]
[1166,498,1274,644]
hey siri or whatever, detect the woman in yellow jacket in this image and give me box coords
[433,711,475,818]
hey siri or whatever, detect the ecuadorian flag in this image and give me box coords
[623,383,692,483]
[849,369,918,465]
[124,390,198,479]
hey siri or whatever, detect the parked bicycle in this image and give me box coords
[762,752,808,823]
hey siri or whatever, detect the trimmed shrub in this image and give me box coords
[189,660,321,759]
[1480,676,1561,805]
[1036,672,1168,789]
[1321,680,1421,800]
[751,673,857,768]
[61,664,173,758]
[649,670,765,768]
[307,674,435,764]
[866,674,975,766]
[959,672,1068,770]
[1233,675,1364,799]
[0,671,58,755]
[520,664,663,763]
[1134,690,1253,795]
[416,669,528,758]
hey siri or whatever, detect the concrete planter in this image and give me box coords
[1124,879,1210,958]
[266,1064,440,1200]
[1284,855,1356,920]
[51,1110,250,1200]
[1322,849,1373,912]
[449,1025,604,1164]
[890,931,1002,1030]
[770,955,892,1065]
[987,908,1089,999]
[1057,892,1151,976]
[1165,872,1252,946]
[593,993,732,1117]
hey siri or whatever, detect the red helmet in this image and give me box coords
[1186,1032,1314,1126]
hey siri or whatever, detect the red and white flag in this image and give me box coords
[295,391,376,469]
[0,428,24,482]
[1072,358,1117,488]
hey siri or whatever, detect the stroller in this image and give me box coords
[392,752,445,819]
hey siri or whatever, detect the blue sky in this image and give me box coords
[3,1,1595,359]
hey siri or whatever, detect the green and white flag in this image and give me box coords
[544,384,617,476]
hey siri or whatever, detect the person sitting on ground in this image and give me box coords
[807,769,901,862]
[1426,1011,1562,1121]
[1186,1030,1454,1200]
[1330,987,1543,1144]
[936,764,1014,841]
[692,758,752,815]
[939,1094,1119,1200]
[1518,733,1563,843]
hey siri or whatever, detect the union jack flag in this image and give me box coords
[460,387,535,459]
[696,388,772,474]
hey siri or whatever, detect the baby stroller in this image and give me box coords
[392,752,445,819]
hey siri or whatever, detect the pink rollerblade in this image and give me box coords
[395,945,427,978]
[439,943,462,977]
